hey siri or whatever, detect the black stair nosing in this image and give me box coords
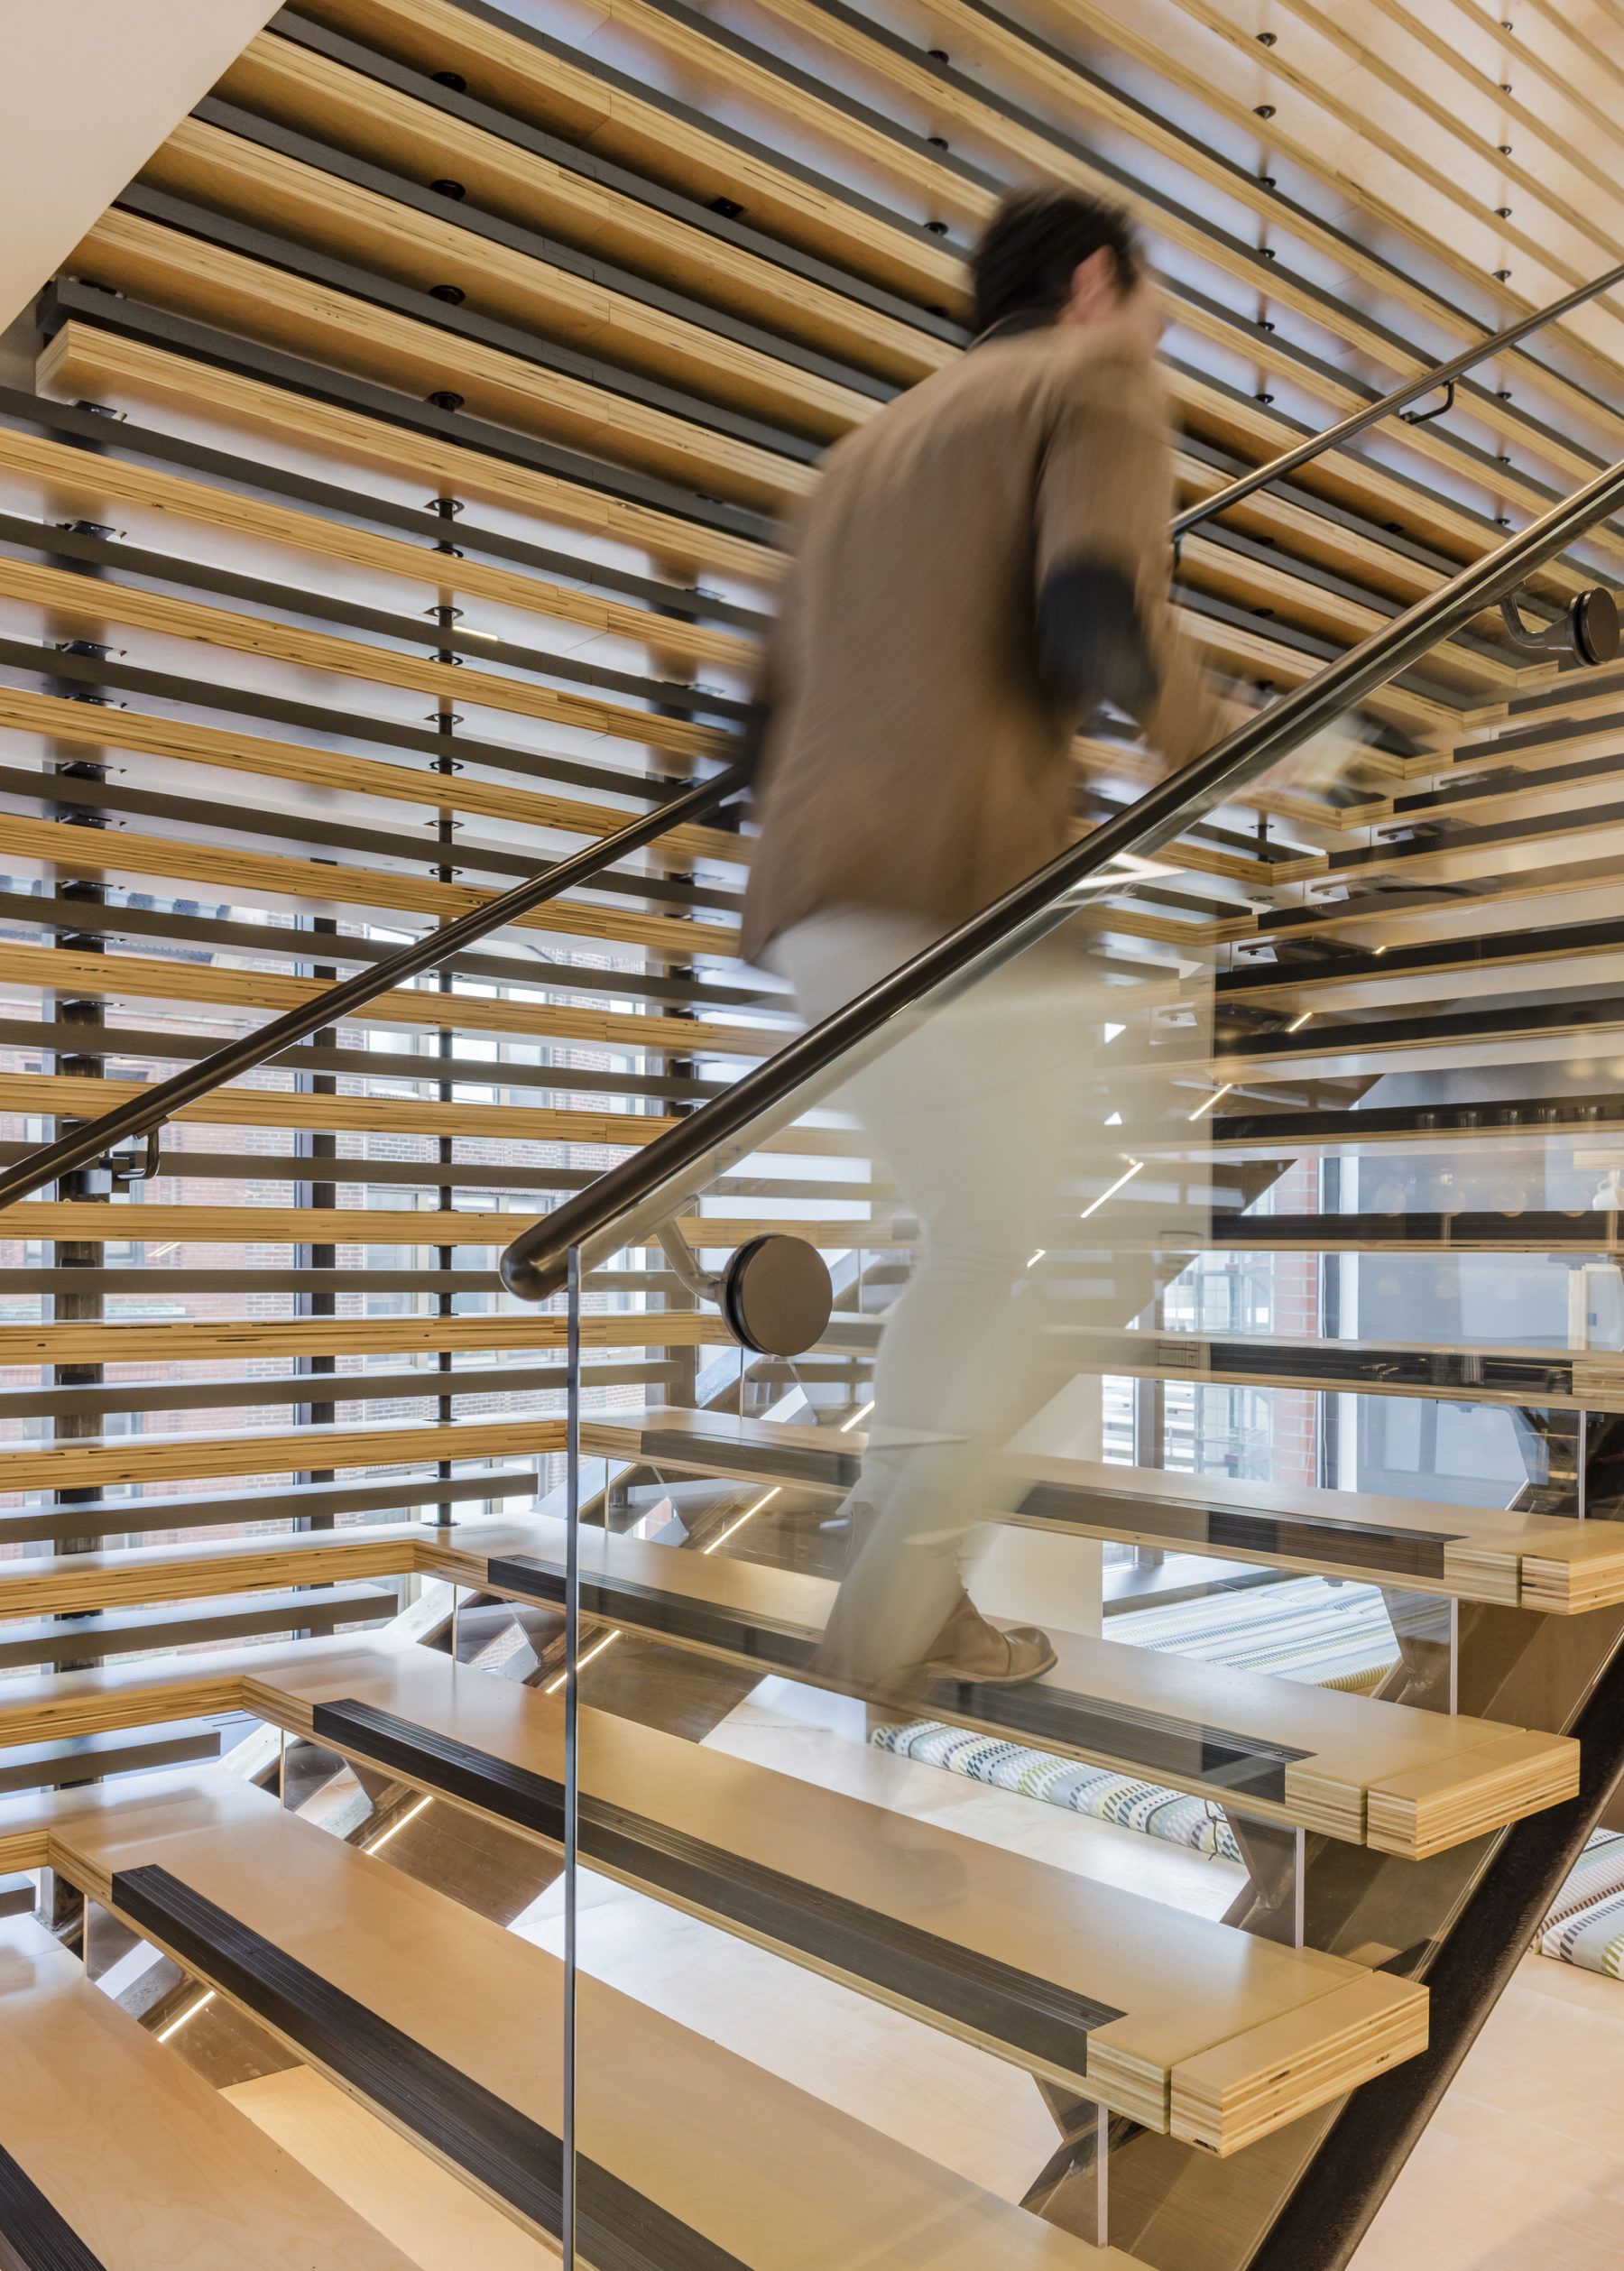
[484,1556,1300,1801]
[1222,912,1624,992]
[1167,992,1624,1070]
[109,1863,752,2271]
[1326,792,1624,870]
[311,1698,1125,2073]
[0,2143,106,2271]
[1203,1211,1622,1250]
[1209,1091,1624,1146]
[632,1426,860,1491]
[1019,1483,1459,1583]
[1109,1340,1579,1399]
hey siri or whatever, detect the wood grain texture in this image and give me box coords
[0,936,780,1057]
[0,808,739,958]
[0,424,756,672]
[1166,1971,1429,2156]
[0,682,753,863]
[222,27,955,385]
[148,115,880,443]
[291,0,969,309]
[225,2067,557,2271]
[0,548,728,763]
[0,1914,420,2268]
[0,1311,734,1364]
[0,1068,687,1147]
[40,321,780,585]
[0,1418,562,1497]
[72,207,812,512]
[57,1783,1130,2268]
[35,1766,1423,2171]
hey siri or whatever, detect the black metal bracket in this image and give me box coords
[1400,380,1455,426]
[105,1124,162,1183]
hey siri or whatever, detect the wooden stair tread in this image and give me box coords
[0,1519,1577,1857]
[0,1911,419,2268]
[19,1771,1130,2258]
[584,1409,1624,1611]
[0,1630,1413,2109]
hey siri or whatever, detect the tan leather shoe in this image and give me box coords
[916,1591,1057,1689]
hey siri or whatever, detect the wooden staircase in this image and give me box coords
[6,1,1624,2265]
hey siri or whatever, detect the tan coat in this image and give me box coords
[741,320,1227,962]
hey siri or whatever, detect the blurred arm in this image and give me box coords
[1035,341,1231,771]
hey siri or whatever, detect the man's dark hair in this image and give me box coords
[970,189,1142,337]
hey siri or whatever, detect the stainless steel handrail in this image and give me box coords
[1171,258,1624,541]
[500,448,1624,1304]
[12,269,1619,1225]
[0,762,751,1213]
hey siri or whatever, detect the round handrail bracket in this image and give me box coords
[719,1236,834,1357]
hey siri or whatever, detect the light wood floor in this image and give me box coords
[1352,1955,1624,2271]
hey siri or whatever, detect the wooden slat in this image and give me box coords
[0,424,756,672]
[292,0,969,309]
[0,1312,736,1364]
[737,0,1624,439]
[38,322,780,586]
[1020,0,1624,425]
[0,1069,685,1149]
[0,550,729,763]
[71,208,813,512]
[32,329,1465,740]
[0,1201,865,1251]
[0,808,741,958]
[147,114,881,442]
[0,681,753,863]
[0,1422,563,1499]
[0,937,781,1057]
[221,26,955,385]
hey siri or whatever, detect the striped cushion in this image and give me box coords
[870,1578,1616,1974]
[871,1721,1241,1860]
[1538,1832,1624,1977]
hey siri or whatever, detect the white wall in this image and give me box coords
[0,0,281,329]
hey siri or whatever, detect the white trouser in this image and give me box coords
[766,907,1083,1682]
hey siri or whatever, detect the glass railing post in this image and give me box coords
[562,1241,583,2271]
